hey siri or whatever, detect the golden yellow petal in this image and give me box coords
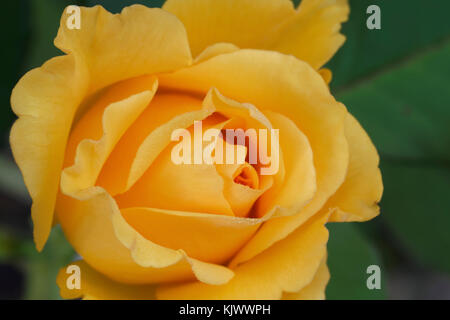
[327,113,383,222]
[163,0,348,69]
[156,213,329,299]
[163,0,295,57]
[55,5,192,94]
[268,0,350,69]
[282,255,329,300]
[10,55,88,250]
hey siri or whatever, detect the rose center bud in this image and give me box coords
[110,104,272,218]
[233,163,259,189]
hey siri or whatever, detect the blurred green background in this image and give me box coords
[0,0,449,300]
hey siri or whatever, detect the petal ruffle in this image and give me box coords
[267,0,350,69]
[55,5,192,94]
[326,113,383,222]
[163,0,349,69]
[10,54,88,250]
[163,0,295,57]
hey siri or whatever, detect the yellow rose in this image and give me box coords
[10,0,382,300]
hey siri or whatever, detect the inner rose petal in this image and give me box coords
[233,163,259,189]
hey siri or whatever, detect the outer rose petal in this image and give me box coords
[282,256,330,300]
[55,5,192,94]
[163,0,349,69]
[10,55,88,251]
[156,213,329,300]
[326,113,383,222]
[11,4,192,250]
[268,0,350,69]
[163,0,295,57]
[160,49,349,266]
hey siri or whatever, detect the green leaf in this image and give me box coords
[337,41,450,160]
[25,0,76,70]
[328,0,450,88]
[336,40,450,273]
[0,1,30,139]
[0,229,22,260]
[326,222,386,299]
[380,160,450,273]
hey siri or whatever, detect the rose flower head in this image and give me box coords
[10,0,382,300]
